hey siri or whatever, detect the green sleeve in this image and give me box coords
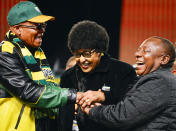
[34,85,69,108]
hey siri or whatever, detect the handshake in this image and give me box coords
[76,90,105,115]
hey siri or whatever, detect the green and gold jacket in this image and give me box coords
[0,31,76,131]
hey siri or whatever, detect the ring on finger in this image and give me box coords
[85,99,90,103]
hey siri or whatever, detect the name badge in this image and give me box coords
[102,84,111,91]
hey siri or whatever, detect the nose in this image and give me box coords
[41,28,45,33]
[135,49,142,58]
[38,27,45,33]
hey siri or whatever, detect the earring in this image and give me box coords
[100,53,104,56]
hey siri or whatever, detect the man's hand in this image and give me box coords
[81,103,102,115]
[82,106,91,115]
[78,90,105,108]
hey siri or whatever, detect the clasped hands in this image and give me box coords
[76,90,105,115]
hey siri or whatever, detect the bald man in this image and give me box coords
[79,36,176,131]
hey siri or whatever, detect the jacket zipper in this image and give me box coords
[15,104,25,129]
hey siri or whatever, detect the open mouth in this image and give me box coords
[80,62,91,69]
[81,63,90,69]
[136,61,145,67]
[35,35,43,43]
[36,35,42,39]
[136,63,144,65]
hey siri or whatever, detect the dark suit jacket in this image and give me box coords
[90,67,176,131]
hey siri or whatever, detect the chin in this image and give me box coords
[34,44,41,48]
[82,70,90,73]
[81,68,92,73]
[136,70,143,76]
[33,41,42,47]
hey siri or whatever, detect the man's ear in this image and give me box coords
[10,25,21,36]
[160,55,170,65]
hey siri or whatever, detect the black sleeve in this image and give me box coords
[89,75,169,130]
[59,71,76,131]
[60,71,71,89]
[0,51,45,103]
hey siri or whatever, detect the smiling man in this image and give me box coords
[59,20,137,131]
[135,37,175,76]
[80,36,176,131]
[0,1,81,131]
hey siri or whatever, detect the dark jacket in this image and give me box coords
[89,68,176,131]
[0,40,76,131]
[59,54,137,131]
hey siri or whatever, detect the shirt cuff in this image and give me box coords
[67,88,77,104]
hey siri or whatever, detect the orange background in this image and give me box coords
[0,0,176,65]
[0,0,26,41]
[120,0,176,65]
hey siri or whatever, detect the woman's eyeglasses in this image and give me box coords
[18,23,47,30]
[74,49,96,58]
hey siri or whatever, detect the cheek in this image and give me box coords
[136,59,152,76]
[91,57,100,67]
[21,33,30,43]
[142,58,155,75]
[75,58,80,64]
[22,31,34,43]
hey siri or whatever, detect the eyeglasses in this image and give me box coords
[74,49,96,58]
[18,23,47,30]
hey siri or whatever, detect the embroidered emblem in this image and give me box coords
[42,68,54,80]
[34,7,41,13]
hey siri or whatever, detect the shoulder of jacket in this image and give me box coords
[109,58,134,73]
[0,41,15,54]
[137,72,166,86]
[61,66,75,77]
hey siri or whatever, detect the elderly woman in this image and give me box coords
[59,20,137,131]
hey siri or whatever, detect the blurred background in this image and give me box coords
[0,0,176,73]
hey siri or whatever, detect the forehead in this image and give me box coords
[75,49,93,52]
[140,38,164,51]
[19,21,44,25]
[19,21,33,25]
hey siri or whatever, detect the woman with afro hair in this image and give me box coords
[59,20,137,131]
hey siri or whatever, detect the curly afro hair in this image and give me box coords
[68,20,109,53]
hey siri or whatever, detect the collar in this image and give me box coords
[153,67,172,73]
[93,53,110,73]
[140,66,172,78]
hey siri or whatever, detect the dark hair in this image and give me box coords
[67,20,109,53]
[152,36,176,67]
